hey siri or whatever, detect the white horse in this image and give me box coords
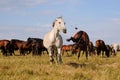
[111,43,120,54]
[43,17,67,64]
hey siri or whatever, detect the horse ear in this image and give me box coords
[52,21,55,27]
[58,16,62,19]
[52,19,58,27]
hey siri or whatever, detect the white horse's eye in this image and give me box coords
[59,22,61,24]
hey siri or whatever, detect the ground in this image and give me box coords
[0,51,120,80]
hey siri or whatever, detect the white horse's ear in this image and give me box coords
[52,21,55,27]
[52,20,57,27]
[57,16,62,19]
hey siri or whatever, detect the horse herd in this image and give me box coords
[0,17,119,64]
[0,31,117,58]
[64,31,116,59]
[0,37,48,56]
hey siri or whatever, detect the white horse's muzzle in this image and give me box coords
[63,29,67,33]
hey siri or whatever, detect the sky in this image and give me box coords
[0,0,120,45]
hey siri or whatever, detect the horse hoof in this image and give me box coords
[50,59,54,64]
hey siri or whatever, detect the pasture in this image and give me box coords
[0,51,120,80]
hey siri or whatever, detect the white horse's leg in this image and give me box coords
[48,47,54,64]
[57,48,63,64]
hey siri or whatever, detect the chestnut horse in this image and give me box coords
[61,44,75,56]
[67,30,90,59]
[95,40,110,57]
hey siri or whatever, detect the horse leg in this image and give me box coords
[57,48,63,64]
[32,46,36,56]
[66,51,69,56]
[97,49,100,56]
[20,49,24,56]
[86,46,89,60]
[48,47,54,64]
[2,48,7,56]
[77,48,81,59]
[61,51,64,56]
[78,51,80,60]
[105,50,110,57]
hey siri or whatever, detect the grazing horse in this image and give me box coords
[43,17,67,64]
[61,44,75,56]
[10,39,29,55]
[0,40,11,56]
[61,44,86,57]
[106,45,116,56]
[95,40,110,57]
[111,43,120,55]
[88,41,95,56]
[26,37,47,56]
[67,30,90,60]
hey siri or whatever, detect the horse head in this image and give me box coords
[52,17,67,33]
[26,37,34,46]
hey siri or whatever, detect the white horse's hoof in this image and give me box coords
[50,59,54,64]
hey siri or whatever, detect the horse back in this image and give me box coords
[76,31,90,45]
[0,40,10,48]
[95,40,107,51]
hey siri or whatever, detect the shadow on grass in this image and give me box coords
[66,62,87,68]
[0,66,10,70]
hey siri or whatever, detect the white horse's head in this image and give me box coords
[52,17,67,33]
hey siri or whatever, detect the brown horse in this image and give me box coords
[95,40,110,57]
[61,44,75,56]
[0,39,11,56]
[61,44,84,57]
[88,41,95,56]
[26,37,48,56]
[10,39,30,55]
[67,30,90,59]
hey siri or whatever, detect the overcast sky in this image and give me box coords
[0,0,120,45]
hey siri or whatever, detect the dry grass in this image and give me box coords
[0,51,120,80]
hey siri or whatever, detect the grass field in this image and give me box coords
[0,51,120,80]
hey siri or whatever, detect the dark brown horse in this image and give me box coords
[10,39,30,55]
[95,40,110,57]
[0,39,11,56]
[67,30,90,59]
[88,41,95,56]
[26,37,48,56]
